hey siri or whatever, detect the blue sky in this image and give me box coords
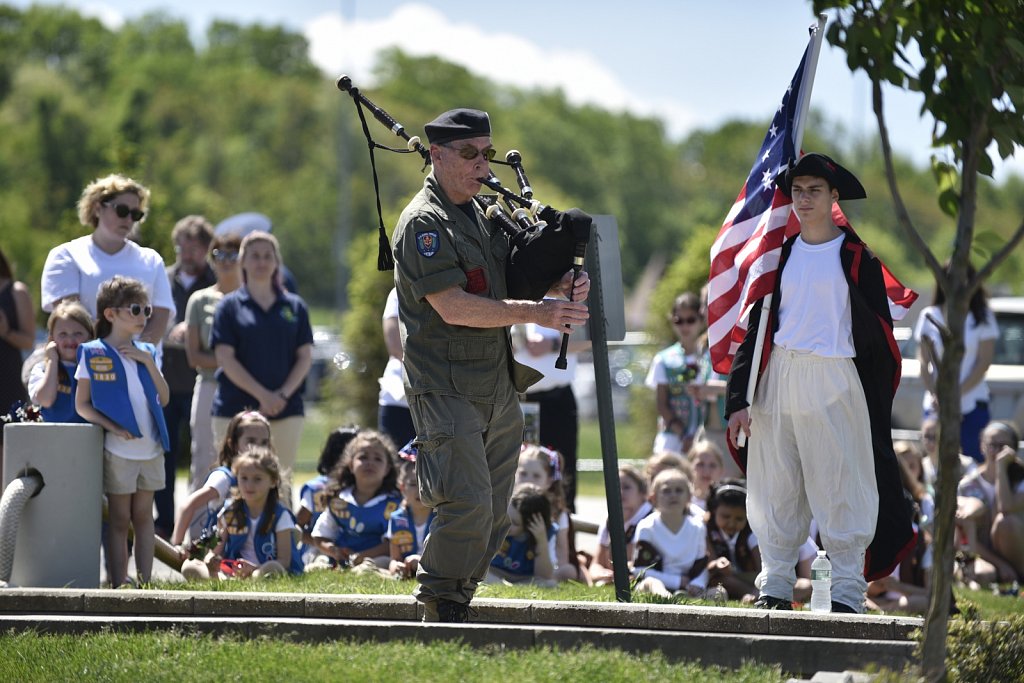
[12,0,1023,182]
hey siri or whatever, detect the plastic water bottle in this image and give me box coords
[810,550,832,613]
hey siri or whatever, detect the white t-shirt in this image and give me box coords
[632,511,709,590]
[203,468,234,511]
[913,304,999,413]
[230,510,296,565]
[774,234,854,357]
[75,347,162,460]
[513,320,578,392]
[379,287,406,407]
[27,359,76,402]
[41,235,175,317]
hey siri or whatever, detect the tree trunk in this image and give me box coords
[919,300,967,681]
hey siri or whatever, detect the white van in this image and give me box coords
[892,297,1024,430]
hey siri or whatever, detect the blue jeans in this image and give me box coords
[960,401,990,463]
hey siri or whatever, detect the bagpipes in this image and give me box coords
[337,75,591,369]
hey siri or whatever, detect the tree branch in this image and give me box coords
[871,78,946,285]
[976,214,1024,285]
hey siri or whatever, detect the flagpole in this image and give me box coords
[738,14,826,447]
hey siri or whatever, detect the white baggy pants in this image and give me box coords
[748,347,878,612]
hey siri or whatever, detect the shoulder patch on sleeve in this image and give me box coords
[416,230,440,257]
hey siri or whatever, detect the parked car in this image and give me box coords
[892,297,1024,430]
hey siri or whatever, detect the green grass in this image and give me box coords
[0,631,786,682]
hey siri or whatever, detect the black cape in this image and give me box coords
[725,227,916,581]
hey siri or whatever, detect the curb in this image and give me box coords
[0,588,921,676]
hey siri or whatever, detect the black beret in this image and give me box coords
[776,152,867,200]
[424,108,491,145]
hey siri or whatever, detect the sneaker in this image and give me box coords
[830,601,858,614]
[437,599,473,623]
[753,595,792,610]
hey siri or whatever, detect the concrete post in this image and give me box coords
[2,423,103,588]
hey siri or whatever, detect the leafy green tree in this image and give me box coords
[815,2,1024,679]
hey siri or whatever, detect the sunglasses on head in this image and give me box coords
[446,143,496,162]
[211,249,239,263]
[103,201,145,222]
[672,315,699,325]
[119,303,153,318]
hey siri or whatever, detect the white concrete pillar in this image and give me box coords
[2,423,103,588]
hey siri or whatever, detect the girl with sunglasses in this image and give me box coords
[645,292,715,455]
[41,174,174,346]
[76,275,170,588]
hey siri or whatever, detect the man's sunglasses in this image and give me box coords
[446,143,496,162]
[103,202,146,222]
[119,304,153,318]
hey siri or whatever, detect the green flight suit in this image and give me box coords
[393,171,543,606]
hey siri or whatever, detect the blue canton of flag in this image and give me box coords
[707,36,813,374]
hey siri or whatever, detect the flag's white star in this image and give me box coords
[769,124,778,138]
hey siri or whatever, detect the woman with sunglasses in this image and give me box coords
[183,233,243,530]
[210,231,313,507]
[41,174,174,345]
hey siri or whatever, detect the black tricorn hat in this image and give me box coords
[776,152,867,200]
[424,108,491,145]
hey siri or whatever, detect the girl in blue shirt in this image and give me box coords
[75,276,170,588]
[388,457,435,579]
[172,410,273,568]
[188,446,301,580]
[490,484,557,584]
[29,301,94,423]
[311,430,401,569]
[297,426,361,564]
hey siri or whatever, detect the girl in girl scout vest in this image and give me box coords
[311,430,402,570]
[75,276,170,588]
[28,301,95,423]
[172,410,273,568]
[186,446,302,580]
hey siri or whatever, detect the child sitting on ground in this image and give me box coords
[515,444,588,583]
[297,426,360,564]
[489,483,557,585]
[182,446,302,580]
[688,439,725,510]
[75,276,170,588]
[387,450,435,579]
[310,430,401,570]
[591,465,653,586]
[28,301,94,423]
[632,468,714,600]
[705,478,761,602]
[171,410,272,559]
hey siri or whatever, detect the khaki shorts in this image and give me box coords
[104,450,165,495]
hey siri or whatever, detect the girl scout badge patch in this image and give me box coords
[416,230,440,257]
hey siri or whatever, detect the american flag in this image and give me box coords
[706,41,809,375]
[707,37,916,375]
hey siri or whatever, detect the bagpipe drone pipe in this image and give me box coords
[336,76,592,369]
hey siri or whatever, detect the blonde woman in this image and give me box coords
[209,231,312,505]
[40,174,174,344]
